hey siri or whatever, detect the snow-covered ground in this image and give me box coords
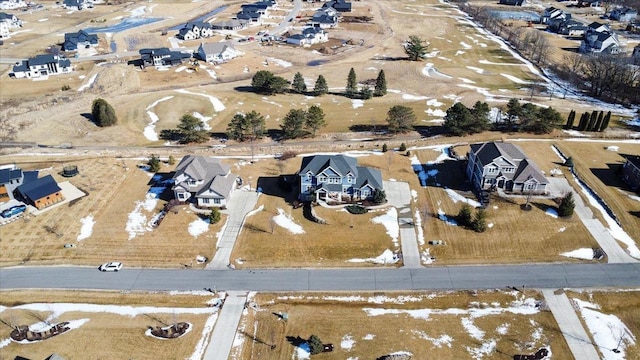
[188,217,210,238]
[272,208,304,234]
[144,96,174,141]
[77,215,95,241]
[371,208,399,245]
[348,249,399,264]
[561,248,593,260]
[445,188,481,208]
[77,74,97,92]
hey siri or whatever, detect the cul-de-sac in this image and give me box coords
[1,0,639,359]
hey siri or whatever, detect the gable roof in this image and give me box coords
[299,154,358,177]
[196,173,237,198]
[513,158,548,184]
[30,54,57,66]
[0,167,22,184]
[626,155,640,169]
[470,142,547,185]
[17,174,61,200]
[199,41,234,55]
[354,166,382,189]
[0,12,16,20]
[174,155,230,182]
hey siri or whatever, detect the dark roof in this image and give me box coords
[29,54,57,66]
[324,0,352,11]
[626,155,640,169]
[59,58,72,67]
[300,154,358,177]
[237,11,261,20]
[12,60,28,73]
[23,170,39,184]
[354,166,382,189]
[0,168,22,184]
[17,175,62,201]
[0,12,15,20]
[140,47,172,55]
[470,142,547,184]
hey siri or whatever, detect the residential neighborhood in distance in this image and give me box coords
[0,0,639,359]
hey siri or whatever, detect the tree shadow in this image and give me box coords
[415,158,473,193]
[232,86,256,93]
[240,330,272,347]
[256,175,298,203]
[144,313,169,326]
[286,335,306,347]
[80,113,93,122]
[414,125,446,138]
[147,172,175,202]
[630,210,640,219]
[371,55,409,61]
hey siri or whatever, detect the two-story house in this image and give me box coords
[466,142,548,194]
[323,0,352,12]
[10,54,73,79]
[62,30,98,51]
[309,8,338,28]
[172,156,238,208]
[17,175,64,210]
[541,7,568,24]
[286,27,328,46]
[621,155,640,191]
[0,0,26,10]
[196,42,238,63]
[580,22,621,54]
[177,22,214,40]
[211,19,248,31]
[138,48,191,68]
[298,155,383,202]
[610,7,638,22]
[0,166,23,203]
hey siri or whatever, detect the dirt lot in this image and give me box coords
[231,290,572,360]
[0,289,221,359]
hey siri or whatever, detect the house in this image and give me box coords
[580,30,621,53]
[0,12,21,27]
[587,21,611,33]
[139,48,191,67]
[176,22,214,40]
[610,7,638,22]
[541,7,568,24]
[62,30,98,51]
[557,19,587,37]
[196,41,238,63]
[17,175,64,210]
[172,156,237,208]
[309,8,338,28]
[298,154,383,202]
[236,10,262,24]
[10,54,73,79]
[621,156,640,191]
[0,21,7,38]
[0,166,22,203]
[499,0,526,6]
[466,142,548,194]
[323,0,351,12]
[577,0,600,7]
[211,19,248,30]
[286,27,328,46]
[63,0,93,10]
[0,0,26,10]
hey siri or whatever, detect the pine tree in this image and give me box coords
[399,143,407,152]
[308,335,324,355]
[91,98,118,127]
[313,75,328,96]
[148,155,161,173]
[457,204,473,228]
[565,110,575,130]
[472,209,488,233]
[404,35,429,61]
[374,69,387,96]
[382,143,388,152]
[281,109,307,139]
[558,192,575,217]
[305,105,326,137]
[291,72,306,93]
[346,67,357,97]
[600,111,611,131]
[208,207,221,224]
[587,111,598,131]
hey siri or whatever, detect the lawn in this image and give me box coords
[230,290,572,360]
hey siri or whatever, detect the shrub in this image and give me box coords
[208,207,221,224]
[472,209,487,233]
[168,155,176,165]
[558,192,575,217]
[308,335,323,355]
[148,155,161,173]
[91,98,118,127]
[457,204,473,228]
[373,188,386,204]
[61,84,71,91]
[399,143,407,152]
[564,156,574,168]
[346,205,368,214]
[279,150,298,161]
[382,143,388,153]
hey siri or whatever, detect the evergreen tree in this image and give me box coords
[281,109,307,139]
[565,110,576,130]
[291,72,307,93]
[226,111,266,141]
[399,143,407,152]
[558,192,575,218]
[526,106,562,134]
[305,105,326,136]
[313,75,328,96]
[360,85,373,100]
[386,105,416,133]
[91,98,118,127]
[472,209,488,233]
[470,101,491,134]
[308,335,324,355]
[564,156,574,168]
[382,143,388,152]
[443,102,474,136]
[404,35,429,61]
[457,204,473,228]
[505,98,522,129]
[599,111,611,131]
[208,207,221,224]
[374,69,387,96]
[168,155,176,166]
[251,70,288,94]
[177,114,209,143]
[346,67,357,97]
[587,111,598,131]
[148,155,161,173]
[373,188,386,204]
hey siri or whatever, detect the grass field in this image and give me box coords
[231,290,572,360]
[0,290,221,359]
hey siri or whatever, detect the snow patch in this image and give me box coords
[341,334,355,350]
[272,208,304,234]
[561,248,594,260]
[188,218,210,238]
[76,215,95,241]
[371,208,399,243]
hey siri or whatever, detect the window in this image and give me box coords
[188,180,197,186]
[214,198,221,204]
[178,193,184,199]
[504,167,514,173]
[318,176,326,182]
[202,198,210,204]
[361,190,370,197]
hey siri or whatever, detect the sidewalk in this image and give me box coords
[384,181,422,268]
[542,289,601,360]
[203,291,248,360]
[208,191,260,270]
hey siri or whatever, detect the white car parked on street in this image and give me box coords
[99,262,123,272]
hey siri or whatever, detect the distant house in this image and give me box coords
[622,156,640,191]
[323,0,351,12]
[62,30,98,51]
[499,0,525,6]
[0,12,21,38]
[610,7,638,22]
[298,154,383,202]
[177,22,214,40]
[466,142,548,194]
[63,0,93,10]
[10,54,72,79]
[211,19,248,30]
[172,155,237,208]
[17,175,64,210]
[555,19,587,37]
[0,0,26,10]
[0,166,25,203]
[309,8,338,28]
[138,48,191,67]
[586,21,610,33]
[236,10,262,25]
[580,30,620,54]
[577,0,600,7]
[196,41,238,63]
[287,27,328,46]
[0,21,7,38]
[542,7,568,24]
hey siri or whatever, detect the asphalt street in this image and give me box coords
[2,263,640,292]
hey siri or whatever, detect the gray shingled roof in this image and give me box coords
[471,142,547,185]
[299,155,358,178]
[197,173,236,198]
[173,155,232,195]
[199,41,234,55]
[354,166,382,189]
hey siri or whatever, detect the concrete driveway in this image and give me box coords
[383,181,422,268]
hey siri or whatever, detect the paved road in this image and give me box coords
[208,190,260,270]
[547,178,637,263]
[3,263,640,291]
[203,291,248,360]
[542,289,601,360]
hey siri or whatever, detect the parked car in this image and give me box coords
[64,243,76,248]
[1,205,26,219]
[99,262,123,272]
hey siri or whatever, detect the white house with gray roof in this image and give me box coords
[197,41,238,63]
[466,142,548,194]
[172,155,238,208]
[298,154,383,202]
[10,54,72,79]
[287,27,328,46]
[0,0,26,10]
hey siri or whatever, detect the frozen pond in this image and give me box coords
[169,5,228,30]
[86,17,163,33]
[489,10,540,22]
